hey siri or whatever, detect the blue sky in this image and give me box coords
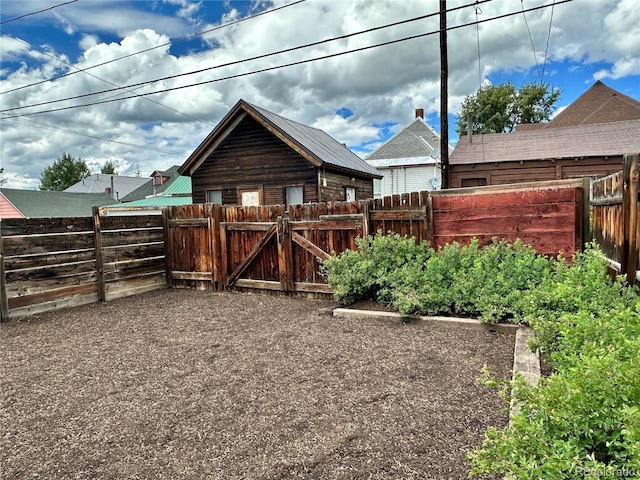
[0,0,638,189]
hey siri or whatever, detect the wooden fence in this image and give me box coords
[164,178,589,294]
[0,207,166,321]
[0,178,590,320]
[591,153,640,284]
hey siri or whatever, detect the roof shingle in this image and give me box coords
[450,119,640,165]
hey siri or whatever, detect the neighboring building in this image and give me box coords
[0,188,116,218]
[448,120,640,188]
[119,166,186,202]
[65,173,149,201]
[178,100,382,206]
[105,174,192,210]
[365,109,450,198]
[517,80,640,131]
[449,81,640,188]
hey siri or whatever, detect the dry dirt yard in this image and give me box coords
[1,289,514,480]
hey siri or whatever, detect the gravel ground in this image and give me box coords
[1,289,514,479]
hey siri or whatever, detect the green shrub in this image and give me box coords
[469,246,640,478]
[321,231,431,305]
[388,238,554,323]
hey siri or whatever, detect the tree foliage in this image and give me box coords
[0,167,6,186]
[40,153,91,191]
[101,160,118,175]
[455,81,562,136]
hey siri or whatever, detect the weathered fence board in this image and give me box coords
[162,179,587,297]
[592,154,640,283]
[0,209,167,321]
[430,180,588,258]
[1,178,592,321]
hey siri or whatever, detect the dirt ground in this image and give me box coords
[1,289,514,480]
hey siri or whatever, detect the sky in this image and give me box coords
[0,0,638,190]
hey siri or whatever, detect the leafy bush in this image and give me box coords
[324,234,554,323]
[469,246,640,478]
[324,234,640,476]
[321,231,431,305]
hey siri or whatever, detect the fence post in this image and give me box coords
[421,191,434,246]
[277,215,294,292]
[209,204,223,290]
[0,227,8,322]
[92,206,106,302]
[361,199,371,237]
[162,206,174,289]
[622,154,640,283]
[581,176,592,246]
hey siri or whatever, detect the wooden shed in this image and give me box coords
[178,100,382,206]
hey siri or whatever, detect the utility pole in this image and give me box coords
[439,0,449,189]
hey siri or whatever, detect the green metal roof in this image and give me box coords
[163,175,191,195]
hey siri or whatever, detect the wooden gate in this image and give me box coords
[164,202,364,294]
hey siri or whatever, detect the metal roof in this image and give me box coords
[106,195,193,208]
[180,100,382,179]
[65,174,149,199]
[163,175,192,195]
[0,188,116,218]
[247,102,382,177]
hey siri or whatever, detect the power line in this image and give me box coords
[521,0,542,83]
[0,0,307,96]
[0,0,493,114]
[1,30,217,127]
[0,0,573,120]
[0,0,79,25]
[2,117,185,156]
[541,0,556,83]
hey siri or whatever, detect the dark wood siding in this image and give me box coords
[321,170,374,202]
[191,116,318,204]
[449,156,624,188]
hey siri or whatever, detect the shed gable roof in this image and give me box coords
[179,100,382,179]
[450,119,640,165]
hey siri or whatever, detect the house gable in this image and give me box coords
[190,114,317,204]
[523,80,640,130]
[181,100,381,205]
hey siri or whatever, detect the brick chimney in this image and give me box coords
[415,108,424,119]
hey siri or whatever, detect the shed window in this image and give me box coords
[207,189,223,204]
[461,178,487,187]
[345,187,356,202]
[286,186,304,207]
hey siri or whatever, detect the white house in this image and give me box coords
[365,109,451,198]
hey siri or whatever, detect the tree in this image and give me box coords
[101,160,118,175]
[40,153,91,191]
[455,81,562,136]
[0,167,6,186]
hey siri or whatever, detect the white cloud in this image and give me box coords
[0,0,638,189]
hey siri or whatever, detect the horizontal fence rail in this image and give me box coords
[0,207,167,321]
[164,178,590,297]
[591,153,640,284]
[1,178,592,320]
